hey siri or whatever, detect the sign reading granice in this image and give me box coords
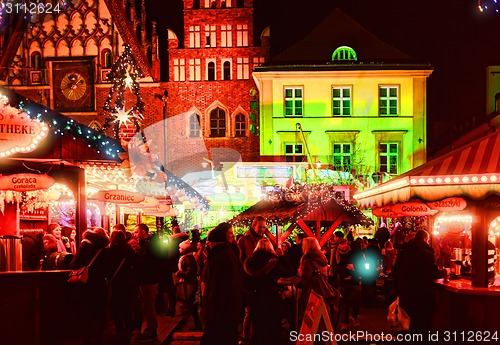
[0,95,49,157]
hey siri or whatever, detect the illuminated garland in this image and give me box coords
[0,90,123,158]
[231,183,372,227]
[102,44,145,139]
[478,0,500,12]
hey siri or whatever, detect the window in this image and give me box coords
[236,24,248,47]
[210,108,226,137]
[333,143,352,171]
[331,46,357,61]
[189,113,201,137]
[379,86,398,116]
[236,57,249,79]
[223,61,231,80]
[379,142,399,174]
[205,25,216,47]
[284,87,303,116]
[221,25,232,47]
[284,143,303,155]
[189,58,201,81]
[189,26,201,48]
[252,57,265,69]
[31,51,42,69]
[332,87,351,116]
[207,61,215,81]
[173,58,186,81]
[235,113,246,137]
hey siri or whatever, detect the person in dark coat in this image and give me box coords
[107,230,138,343]
[201,222,244,345]
[22,231,43,270]
[393,230,441,332]
[374,223,391,250]
[70,229,109,345]
[244,238,291,345]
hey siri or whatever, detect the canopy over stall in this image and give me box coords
[355,130,500,287]
[231,184,373,247]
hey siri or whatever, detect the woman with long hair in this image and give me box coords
[61,226,77,255]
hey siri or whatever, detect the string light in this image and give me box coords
[478,0,500,12]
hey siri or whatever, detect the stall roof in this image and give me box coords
[231,189,373,227]
[354,130,500,208]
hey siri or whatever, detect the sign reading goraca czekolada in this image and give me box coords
[91,190,145,204]
[0,174,55,191]
[0,98,48,158]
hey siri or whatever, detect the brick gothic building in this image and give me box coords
[0,0,268,172]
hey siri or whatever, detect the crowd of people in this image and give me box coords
[20,218,457,345]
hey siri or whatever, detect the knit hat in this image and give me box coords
[179,239,191,253]
[207,222,232,242]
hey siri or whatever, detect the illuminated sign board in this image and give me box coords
[0,101,48,158]
[0,174,55,191]
[427,197,467,211]
[91,190,145,204]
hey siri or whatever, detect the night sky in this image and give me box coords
[149,0,500,153]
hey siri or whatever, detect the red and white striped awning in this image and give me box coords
[354,130,500,208]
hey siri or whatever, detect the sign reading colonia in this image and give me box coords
[0,174,55,191]
[0,96,49,157]
[91,190,145,204]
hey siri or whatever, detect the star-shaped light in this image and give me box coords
[124,70,134,92]
[113,107,132,128]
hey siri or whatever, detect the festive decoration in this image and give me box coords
[478,0,500,12]
[102,44,145,138]
[0,89,123,158]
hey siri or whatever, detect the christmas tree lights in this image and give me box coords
[102,44,145,138]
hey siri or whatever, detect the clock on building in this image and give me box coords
[52,59,95,112]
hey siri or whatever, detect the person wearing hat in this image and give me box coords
[201,223,244,345]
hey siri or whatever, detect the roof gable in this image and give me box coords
[272,8,415,65]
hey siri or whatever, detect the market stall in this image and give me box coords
[354,130,500,330]
[231,184,373,247]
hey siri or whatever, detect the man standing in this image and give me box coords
[201,222,244,345]
[134,223,161,342]
[238,216,267,263]
[393,230,441,332]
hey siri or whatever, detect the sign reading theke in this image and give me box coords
[0,94,49,157]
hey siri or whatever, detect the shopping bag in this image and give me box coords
[311,271,341,314]
[387,297,410,331]
[68,266,89,284]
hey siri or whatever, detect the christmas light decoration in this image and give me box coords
[478,0,500,13]
[102,44,145,139]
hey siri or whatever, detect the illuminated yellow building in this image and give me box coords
[253,9,433,187]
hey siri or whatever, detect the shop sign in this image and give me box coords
[371,206,400,218]
[391,202,439,216]
[427,197,467,211]
[91,190,145,204]
[0,110,48,158]
[0,173,55,191]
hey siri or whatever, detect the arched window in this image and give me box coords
[331,46,358,61]
[223,61,231,80]
[234,113,246,137]
[210,108,226,137]
[101,48,112,68]
[189,113,201,137]
[207,61,215,81]
[31,51,42,69]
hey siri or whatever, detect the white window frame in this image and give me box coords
[284,143,304,156]
[332,86,351,116]
[236,57,249,79]
[379,85,399,116]
[379,142,399,175]
[189,113,201,138]
[221,25,232,47]
[284,87,303,117]
[332,143,352,171]
[221,58,232,80]
[173,58,186,82]
[234,113,246,137]
[205,25,217,47]
[189,26,201,48]
[189,58,201,81]
[236,24,248,47]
